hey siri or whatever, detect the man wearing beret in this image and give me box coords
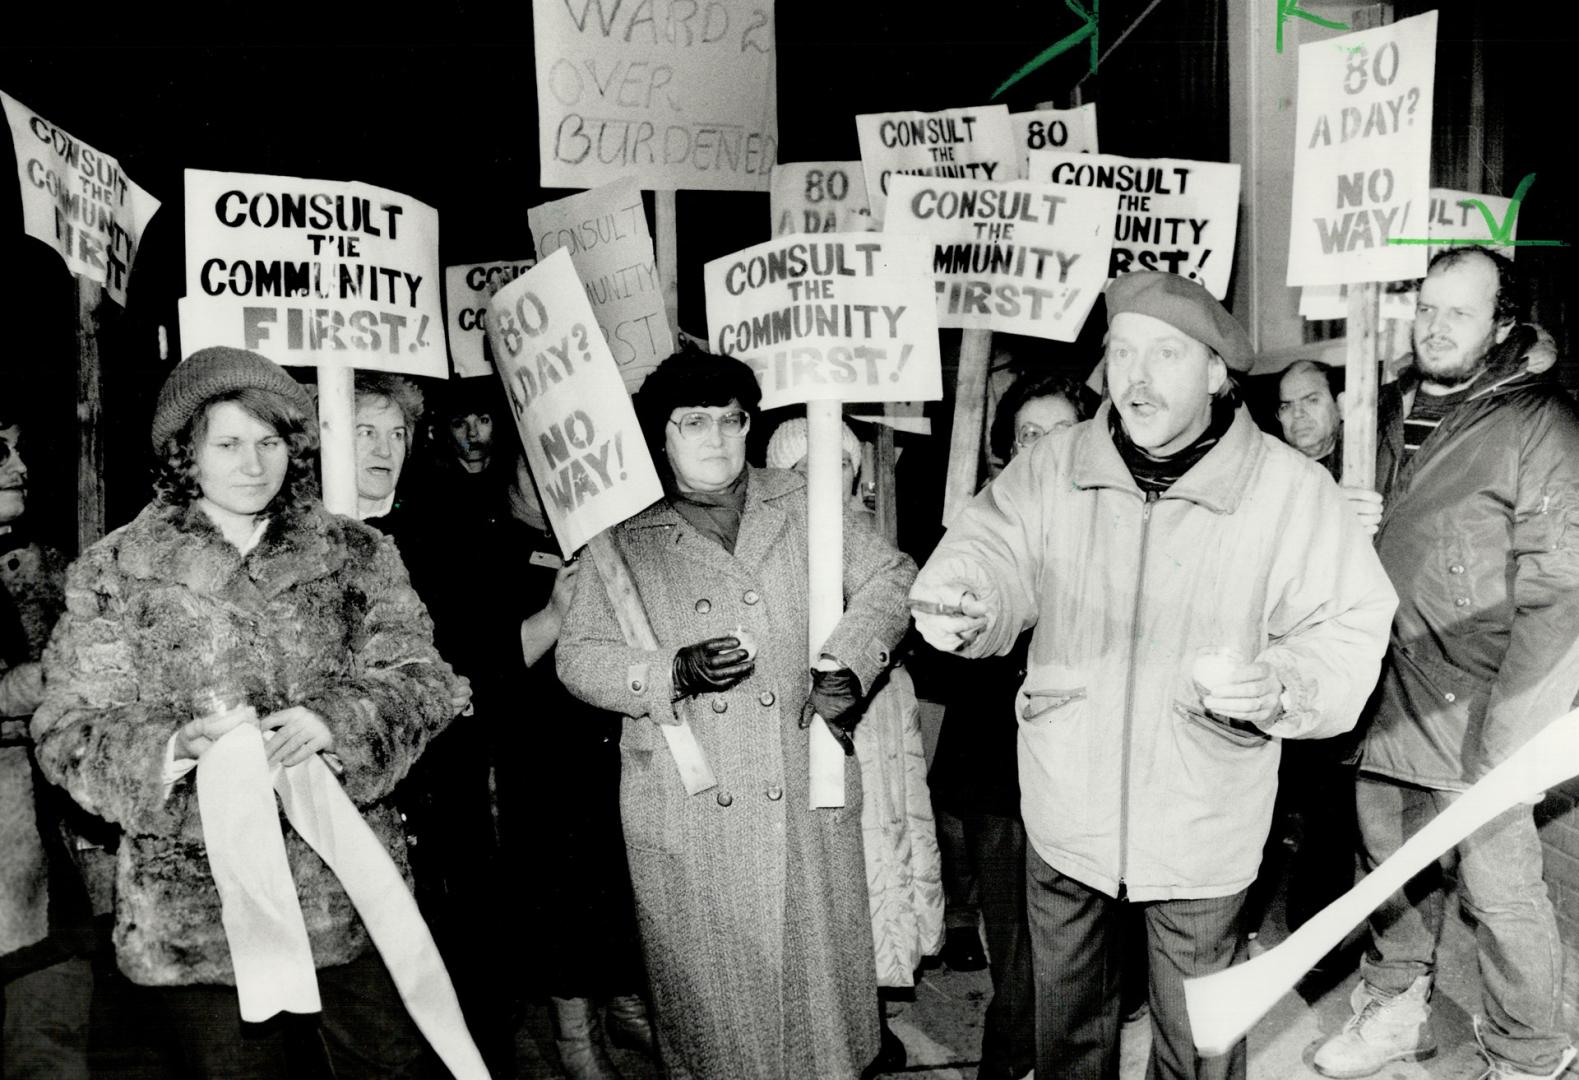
[911,271,1399,1080]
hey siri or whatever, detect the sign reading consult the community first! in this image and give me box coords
[704,234,942,411]
[180,169,446,378]
[533,0,778,192]
[444,260,536,376]
[855,105,1017,225]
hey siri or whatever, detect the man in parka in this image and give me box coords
[1314,248,1579,1080]
[911,271,1398,1080]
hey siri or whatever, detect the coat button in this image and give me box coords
[1454,597,1470,607]
[1449,564,1465,574]
[759,690,776,707]
[743,590,760,605]
[695,598,712,614]
[766,784,783,801]
[712,697,729,714]
[716,791,733,807]
[1445,692,1457,703]
[630,679,644,693]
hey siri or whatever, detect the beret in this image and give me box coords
[151,347,315,451]
[1104,272,1254,372]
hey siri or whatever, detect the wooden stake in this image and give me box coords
[805,400,846,808]
[874,405,898,545]
[317,364,358,518]
[942,329,992,527]
[655,190,679,335]
[75,276,105,554]
[1341,282,1379,490]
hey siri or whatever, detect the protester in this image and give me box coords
[1314,247,1579,1080]
[1276,360,1344,479]
[556,346,916,1079]
[30,347,464,1078]
[352,371,423,531]
[911,271,1398,1080]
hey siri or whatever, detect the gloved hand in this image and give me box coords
[799,666,864,755]
[672,636,754,699]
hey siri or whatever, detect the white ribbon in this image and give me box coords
[198,725,488,1080]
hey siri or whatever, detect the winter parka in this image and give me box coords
[915,403,1398,901]
[30,500,460,987]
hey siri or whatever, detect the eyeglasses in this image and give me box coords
[1014,421,1073,449]
[668,411,751,442]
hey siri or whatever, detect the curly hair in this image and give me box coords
[152,387,320,514]
[354,371,425,431]
[633,344,762,462]
[990,371,1099,462]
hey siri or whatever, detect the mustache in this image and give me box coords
[1120,386,1165,408]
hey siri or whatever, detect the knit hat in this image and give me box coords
[765,417,862,471]
[151,347,316,451]
[1104,272,1254,372]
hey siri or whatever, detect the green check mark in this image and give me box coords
[1460,172,1537,244]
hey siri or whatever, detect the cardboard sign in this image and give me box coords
[1010,103,1097,178]
[528,178,673,392]
[1286,10,1438,287]
[883,175,1117,341]
[1,91,160,307]
[444,260,537,376]
[532,0,778,192]
[855,105,1017,225]
[771,161,873,236]
[488,249,663,558]
[1027,150,1241,299]
[180,169,444,376]
[703,233,942,410]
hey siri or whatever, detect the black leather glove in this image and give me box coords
[672,637,754,699]
[799,666,864,755]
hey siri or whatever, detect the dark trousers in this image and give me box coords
[145,949,434,1080]
[953,810,1036,1079]
[1026,849,1248,1080]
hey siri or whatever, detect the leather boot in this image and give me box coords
[603,994,658,1059]
[550,996,622,1080]
[1312,976,1435,1078]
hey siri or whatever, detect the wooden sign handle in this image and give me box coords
[805,401,847,808]
[317,364,358,518]
[942,329,993,527]
[1341,282,1380,490]
[76,276,105,553]
[654,190,679,336]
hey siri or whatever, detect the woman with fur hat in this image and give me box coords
[30,346,465,1078]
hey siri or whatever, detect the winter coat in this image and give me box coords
[1361,345,1579,789]
[915,403,1398,901]
[31,500,460,987]
[556,465,915,1080]
[854,664,944,988]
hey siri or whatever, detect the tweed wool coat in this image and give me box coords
[557,466,916,1080]
[30,499,460,987]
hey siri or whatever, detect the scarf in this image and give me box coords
[1109,391,1238,496]
[669,470,749,554]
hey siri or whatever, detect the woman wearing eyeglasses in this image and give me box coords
[556,346,916,1080]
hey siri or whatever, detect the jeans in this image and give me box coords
[1025,848,1248,1080]
[1356,774,1571,1073]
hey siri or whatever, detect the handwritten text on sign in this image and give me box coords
[1027,151,1241,300]
[704,233,942,410]
[444,260,536,376]
[529,178,674,393]
[1,91,160,308]
[1287,10,1437,287]
[855,105,1017,225]
[884,175,1116,341]
[533,0,778,192]
[181,169,445,377]
[489,249,663,558]
[771,161,873,236]
[1009,103,1097,179]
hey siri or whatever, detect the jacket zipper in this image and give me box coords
[1118,492,1157,900]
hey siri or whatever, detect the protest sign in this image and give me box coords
[771,161,873,236]
[445,260,536,376]
[529,178,673,392]
[1,90,160,307]
[855,105,1017,225]
[1286,10,1438,287]
[488,249,663,558]
[180,169,445,377]
[1027,150,1241,299]
[1010,103,1097,178]
[883,174,1117,341]
[703,233,942,411]
[532,0,778,192]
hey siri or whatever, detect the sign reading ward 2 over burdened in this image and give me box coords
[488,249,664,559]
[1027,150,1241,300]
[1,91,160,308]
[445,259,536,376]
[181,169,445,377]
[704,234,942,411]
[1287,10,1437,287]
[533,0,778,191]
[884,175,1117,341]
[771,161,872,236]
[855,105,1017,226]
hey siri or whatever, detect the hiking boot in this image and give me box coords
[1472,1015,1579,1079]
[1312,975,1436,1078]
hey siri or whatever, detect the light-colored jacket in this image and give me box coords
[915,404,1397,901]
[557,466,914,1080]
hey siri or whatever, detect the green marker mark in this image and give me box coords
[1387,174,1569,248]
[991,0,1099,100]
[1277,0,1348,54]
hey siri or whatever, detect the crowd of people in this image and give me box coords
[2,245,1577,1080]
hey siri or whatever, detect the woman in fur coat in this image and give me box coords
[30,347,464,1079]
